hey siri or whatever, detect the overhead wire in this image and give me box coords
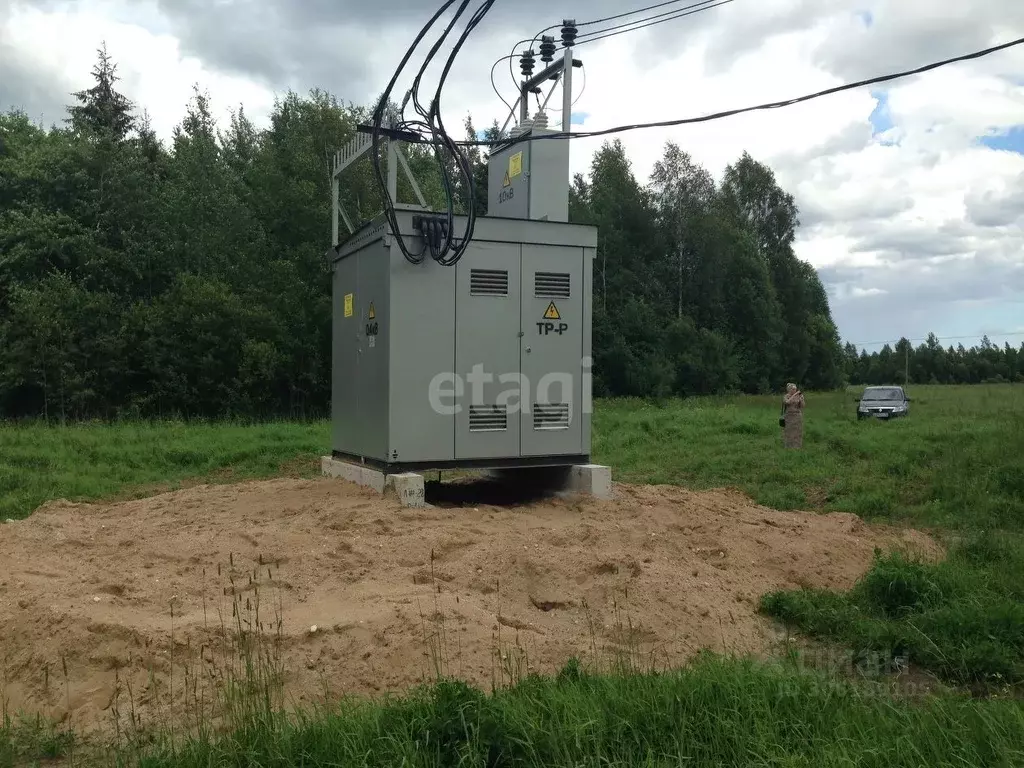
[518,0,722,66]
[849,332,1024,348]
[541,64,587,114]
[573,0,735,48]
[573,0,723,28]
[506,37,535,101]
[460,35,1024,147]
[496,0,731,131]
[490,56,516,114]
[514,0,728,83]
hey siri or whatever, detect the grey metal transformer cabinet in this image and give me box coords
[486,127,571,223]
[329,209,598,473]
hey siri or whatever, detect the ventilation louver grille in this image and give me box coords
[535,272,570,299]
[533,403,570,430]
[470,269,509,296]
[469,405,508,432]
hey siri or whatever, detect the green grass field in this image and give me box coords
[2,384,1024,766]
[596,384,1024,530]
[0,420,328,521]
[4,385,1021,527]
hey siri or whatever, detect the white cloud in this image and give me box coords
[1,1,274,136]
[2,0,1023,351]
[851,287,887,298]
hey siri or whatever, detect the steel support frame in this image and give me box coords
[331,131,428,247]
[500,52,581,138]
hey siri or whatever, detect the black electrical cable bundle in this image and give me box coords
[412,0,497,266]
[401,0,474,265]
[370,1,460,264]
[371,0,496,266]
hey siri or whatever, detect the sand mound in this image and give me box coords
[0,477,940,732]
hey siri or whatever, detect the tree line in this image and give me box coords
[0,47,996,422]
[845,336,1024,386]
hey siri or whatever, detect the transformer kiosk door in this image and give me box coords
[520,245,584,457]
[454,241,523,460]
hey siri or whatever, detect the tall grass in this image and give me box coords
[8,598,1024,768]
[134,655,1024,767]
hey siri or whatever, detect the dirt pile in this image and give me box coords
[0,476,939,732]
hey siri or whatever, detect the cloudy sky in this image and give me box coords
[2,0,1023,351]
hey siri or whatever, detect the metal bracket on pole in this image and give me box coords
[500,76,562,137]
[331,121,430,247]
[507,54,582,137]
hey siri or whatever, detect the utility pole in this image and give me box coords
[678,247,683,319]
[905,344,909,385]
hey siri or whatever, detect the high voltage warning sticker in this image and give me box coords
[537,300,568,336]
[509,152,523,178]
[502,171,511,188]
[368,302,375,320]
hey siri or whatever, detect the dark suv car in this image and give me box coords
[857,385,910,420]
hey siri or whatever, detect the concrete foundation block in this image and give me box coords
[320,456,386,493]
[565,464,613,500]
[320,456,426,507]
[385,472,427,508]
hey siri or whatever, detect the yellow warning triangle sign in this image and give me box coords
[543,302,561,320]
[368,302,375,320]
[502,171,511,188]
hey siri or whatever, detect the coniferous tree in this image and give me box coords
[67,42,135,140]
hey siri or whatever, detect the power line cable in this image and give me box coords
[490,56,516,113]
[460,35,1024,147]
[574,0,721,28]
[500,38,536,111]
[511,0,727,88]
[848,332,1024,348]
[522,0,725,61]
[494,0,728,130]
[573,0,734,48]
[543,64,587,113]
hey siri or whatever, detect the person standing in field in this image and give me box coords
[782,383,805,449]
